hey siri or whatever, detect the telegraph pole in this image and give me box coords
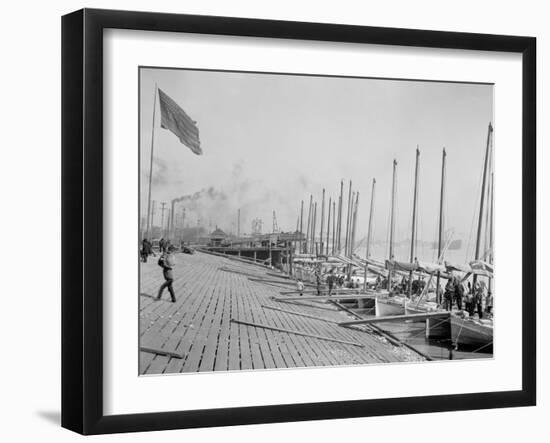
[159,202,167,238]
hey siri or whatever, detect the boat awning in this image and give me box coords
[469,260,494,277]
[445,261,471,274]
[416,260,446,274]
[385,259,418,272]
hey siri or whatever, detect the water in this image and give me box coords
[354,308,493,361]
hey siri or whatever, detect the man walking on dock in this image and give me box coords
[157,245,177,303]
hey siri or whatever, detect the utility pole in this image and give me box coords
[150,200,157,239]
[237,208,241,237]
[159,202,167,238]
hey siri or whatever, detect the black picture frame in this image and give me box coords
[61,8,536,435]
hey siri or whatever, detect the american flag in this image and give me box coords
[158,88,202,155]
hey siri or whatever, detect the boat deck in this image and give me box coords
[139,251,423,374]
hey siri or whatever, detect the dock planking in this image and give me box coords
[139,252,423,374]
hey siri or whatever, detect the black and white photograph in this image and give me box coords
[138,67,495,375]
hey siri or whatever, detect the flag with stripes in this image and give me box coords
[158,88,202,155]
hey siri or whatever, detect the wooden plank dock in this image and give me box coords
[139,252,424,374]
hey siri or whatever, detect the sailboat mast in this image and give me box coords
[488,172,494,293]
[365,178,376,290]
[473,123,493,285]
[408,147,420,298]
[344,181,353,256]
[436,148,447,305]
[388,159,398,289]
[320,189,326,255]
[305,195,312,254]
[337,181,343,251]
[326,197,332,256]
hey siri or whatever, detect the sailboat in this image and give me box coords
[449,123,494,351]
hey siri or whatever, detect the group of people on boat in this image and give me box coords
[443,278,492,318]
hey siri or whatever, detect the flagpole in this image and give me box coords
[145,83,158,240]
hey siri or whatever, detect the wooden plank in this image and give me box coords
[231,318,364,348]
[261,305,339,324]
[240,276,280,369]
[272,294,376,302]
[339,311,450,326]
[140,346,184,359]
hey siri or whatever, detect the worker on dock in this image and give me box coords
[473,281,486,319]
[315,267,322,296]
[140,238,152,263]
[486,290,494,316]
[157,245,177,303]
[296,280,304,296]
[444,277,455,311]
[454,278,464,310]
[327,269,335,295]
[464,282,474,316]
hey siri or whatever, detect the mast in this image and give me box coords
[344,181,352,256]
[299,200,304,246]
[305,195,312,254]
[145,84,158,240]
[320,189,326,255]
[473,123,493,286]
[408,147,420,298]
[332,200,336,255]
[388,159,398,290]
[337,180,343,251]
[488,172,494,293]
[326,197,332,256]
[436,148,447,305]
[351,192,359,257]
[312,202,318,255]
[365,178,376,290]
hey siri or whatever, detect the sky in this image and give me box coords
[139,67,494,263]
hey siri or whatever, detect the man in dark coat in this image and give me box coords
[454,279,464,310]
[327,270,335,296]
[444,278,455,311]
[157,246,177,303]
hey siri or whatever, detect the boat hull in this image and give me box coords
[450,315,493,351]
[375,297,405,316]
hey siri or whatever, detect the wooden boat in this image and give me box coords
[375,296,406,316]
[450,315,493,351]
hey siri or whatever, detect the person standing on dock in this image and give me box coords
[327,269,335,296]
[474,281,486,318]
[157,245,177,303]
[454,278,464,310]
[296,280,304,296]
[444,278,455,311]
[315,267,322,296]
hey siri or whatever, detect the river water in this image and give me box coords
[353,307,493,361]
